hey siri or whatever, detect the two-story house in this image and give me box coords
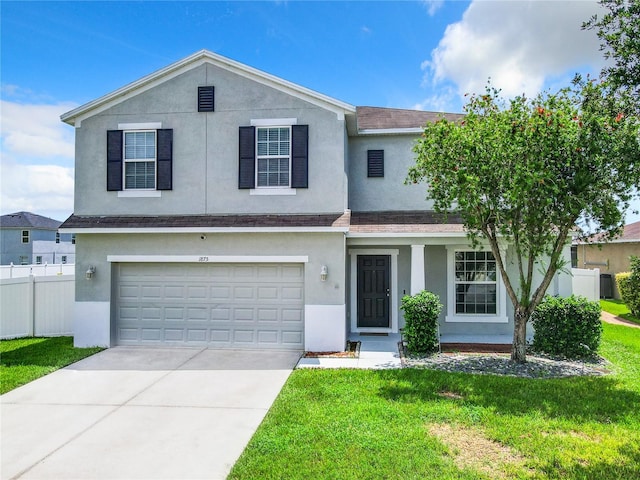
[60,50,572,350]
[1,211,75,265]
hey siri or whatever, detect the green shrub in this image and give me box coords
[616,255,640,316]
[401,290,442,354]
[531,295,602,359]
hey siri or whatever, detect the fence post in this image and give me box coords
[27,274,36,336]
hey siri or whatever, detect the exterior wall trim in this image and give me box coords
[348,248,399,334]
[107,255,309,263]
[60,227,349,234]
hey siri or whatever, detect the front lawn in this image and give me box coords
[600,298,640,325]
[229,323,640,480]
[0,337,103,394]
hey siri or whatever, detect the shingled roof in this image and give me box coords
[0,211,62,229]
[356,106,464,131]
[60,213,351,230]
[60,211,466,235]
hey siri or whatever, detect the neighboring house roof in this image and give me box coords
[574,220,640,244]
[60,49,357,127]
[0,212,62,230]
[60,211,466,236]
[356,106,464,134]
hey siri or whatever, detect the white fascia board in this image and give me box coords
[107,255,309,263]
[59,226,349,234]
[346,232,468,238]
[357,128,424,136]
[61,50,355,126]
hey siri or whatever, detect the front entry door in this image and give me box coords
[357,255,391,328]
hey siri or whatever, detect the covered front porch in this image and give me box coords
[346,211,518,346]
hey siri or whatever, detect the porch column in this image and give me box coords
[410,244,425,295]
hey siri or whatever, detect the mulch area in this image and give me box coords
[440,343,511,354]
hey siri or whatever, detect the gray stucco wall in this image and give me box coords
[74,63,348,217]
[348,135,435,212]
[75,231,346,306]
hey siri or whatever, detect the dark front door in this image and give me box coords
[357,255,390,328]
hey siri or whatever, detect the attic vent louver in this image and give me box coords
[367,150,384,177]
[198,86,215,112]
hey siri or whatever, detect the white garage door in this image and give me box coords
[115,263,304,349]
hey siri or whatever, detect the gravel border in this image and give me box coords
[399,343,611,378]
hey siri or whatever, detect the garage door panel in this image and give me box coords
[116,263,304,349]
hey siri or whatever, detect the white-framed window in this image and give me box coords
[19,256,28,265]
[124,130,156,190]
[22,230,30,244]
[56,232,60,244]
[445,246,508,323]
[71,234,76,245]
[454,251,497,314]
[61,256,67,264]
[36,256,43,264]
[256,126,291,188]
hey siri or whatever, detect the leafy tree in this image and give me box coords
[583,0,640,113]
[408,79,640,362]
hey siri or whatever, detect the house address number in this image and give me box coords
[198,257,209,262]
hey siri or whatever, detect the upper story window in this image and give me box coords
[124,131,156,189]
[71,234,76,245]
[56,232,60,243]
[36,256,42,264]
[256,127,291,187]
[21,230,29,244]
[107,126,172,194]
[239,122,308,192]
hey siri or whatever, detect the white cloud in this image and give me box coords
[0,97,77,220]
[422,0,605,100]
[0,160,74,221]
[422,0,444,17]
[1,100,77,160]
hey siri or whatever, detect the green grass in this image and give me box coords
[0,337,103,394]
[229,323,640,480]
[600,298,640,325]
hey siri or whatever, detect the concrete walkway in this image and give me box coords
[1,347,300,480]
[601,310,640,329]
[297,333,402,369]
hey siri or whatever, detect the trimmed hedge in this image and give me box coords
[531,295,602,359]
[616,255,640,316]
[401,290,442,354]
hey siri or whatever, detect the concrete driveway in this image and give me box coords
[1,347,300,480]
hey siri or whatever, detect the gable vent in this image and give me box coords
[367,150,384,177]
[198,86,215,112]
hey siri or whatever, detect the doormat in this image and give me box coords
[359,332,389,336]
[304,340,361,358]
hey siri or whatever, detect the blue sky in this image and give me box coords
[1,0,638,223]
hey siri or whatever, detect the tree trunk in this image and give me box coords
[511,307,529,363]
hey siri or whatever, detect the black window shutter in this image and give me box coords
[106,130,123,191]
[198,86,215,112]
[291,125,309,188]
[238,126,256,189]
[367,150,384,177]
[156,129,173,190]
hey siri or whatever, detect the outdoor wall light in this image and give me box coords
[320,265,328,282]
[85,266,96,280]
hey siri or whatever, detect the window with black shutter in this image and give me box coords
[367,150,384,177]
[106,128,173,191]
[198,86,215,112]
[239,124,308,189]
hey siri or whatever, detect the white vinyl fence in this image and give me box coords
[0,275,75,339]
[571,268,600,302]
[1,263,75,279]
